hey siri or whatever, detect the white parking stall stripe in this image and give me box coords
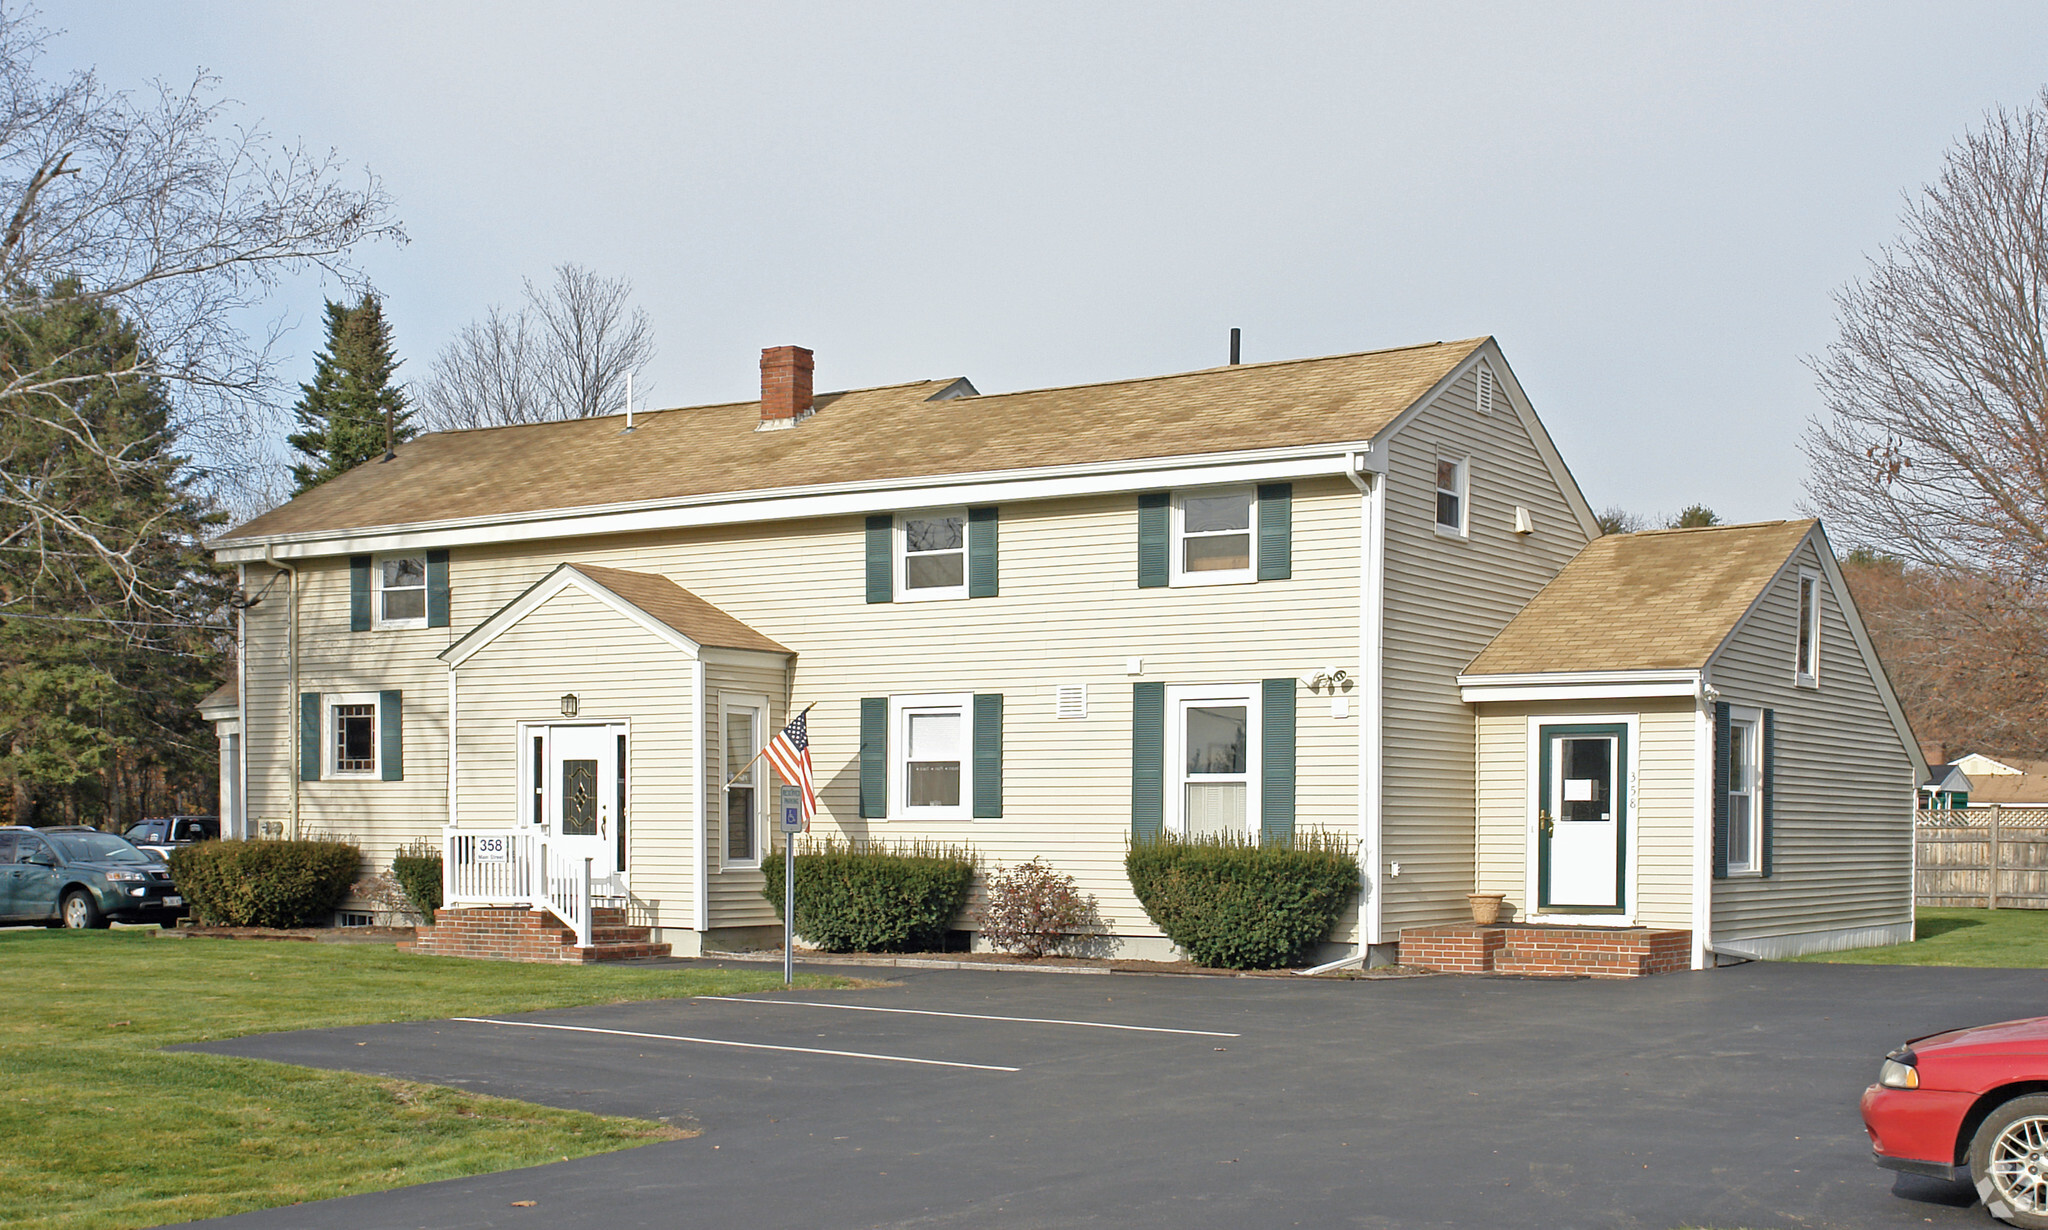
[451,1018,1020,1072]
[694,997,1241,1038]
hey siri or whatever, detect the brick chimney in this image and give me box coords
[758,345,814,430]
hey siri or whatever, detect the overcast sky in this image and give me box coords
[47,2,2048,528]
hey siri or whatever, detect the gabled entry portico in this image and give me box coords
[422,561,792,960]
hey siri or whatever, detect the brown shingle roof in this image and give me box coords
[220,339,1486,542]
[1464,520,1817,676]
[569,565,789,656]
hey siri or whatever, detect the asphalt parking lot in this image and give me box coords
[170,961,2048,1230]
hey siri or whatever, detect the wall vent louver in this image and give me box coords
[1055,685,1088,720]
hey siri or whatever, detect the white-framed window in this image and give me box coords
[891,692,973,820]
[1726,706,1761,875]
[1795,569,1821,686]
[325,691,381,778]
[1434,456,1468,537]
[721,694,767,868]
[1171,486,1256,586]
[1166,684,1262,839]
[374,554,428,629]
[896,510,968,601]
[1476,363,1496,415]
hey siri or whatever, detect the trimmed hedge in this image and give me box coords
[761,839,974,953]
[1126,831,1360,969]
[169,839,362,928]
[390,839,443,921]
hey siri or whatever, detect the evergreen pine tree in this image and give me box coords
[0,283,229,825]
[286,294,413,492]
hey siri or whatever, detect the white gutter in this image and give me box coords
[1457,670,1702,703]
[1344,450,1385,951]
[212,442,1385,563]
[235,563,249,841]
[263,546,299,840]
[693,657,708,933]
[1690,679,1715,970]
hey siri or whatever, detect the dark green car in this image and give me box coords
[0,826,185,928]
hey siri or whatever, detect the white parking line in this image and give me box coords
[695,997,1241,1038]
[451,1017,1020,1072]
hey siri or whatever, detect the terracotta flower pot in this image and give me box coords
[1467,893,1507,926]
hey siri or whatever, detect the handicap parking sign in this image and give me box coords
[779,785,804,833]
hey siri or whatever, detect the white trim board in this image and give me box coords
[214,445,1388,562]
[1459,670,1701,703]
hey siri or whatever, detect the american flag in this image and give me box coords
[763,704,817,828]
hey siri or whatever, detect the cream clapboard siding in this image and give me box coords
[452,585,698,924]
[241,479,1363,948]
[241,558,453,883]
[1378,366,1593,935]
[1707,537,1916,947]
[704,655,791,930]
[1474,698,1697,930]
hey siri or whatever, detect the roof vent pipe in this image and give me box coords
[1230,328,1240,366]
[758,345,814,431]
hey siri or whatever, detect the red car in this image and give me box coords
[1863,1016,2048,1227]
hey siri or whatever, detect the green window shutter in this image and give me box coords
[1261,678,1297,844]
[1131,681,1165,840]
[859,697,888,818]
[426,550,451,628]
[299,692,321,782]
[968,506,999,598]
[973,693,1003,818]
[1256,483,1292,581]
[1761,708,1776,878]
[379,691,403,781]
[1712,701,1730,880]
[865,516,893,603]
[1137,493,1169,588]
[349,556,371,631]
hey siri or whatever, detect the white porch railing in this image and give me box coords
[442,827,594,948]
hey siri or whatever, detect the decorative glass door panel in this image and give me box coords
[545,724,618,880]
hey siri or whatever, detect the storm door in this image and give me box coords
[545,723,621,881]
[1536,723,1629,913]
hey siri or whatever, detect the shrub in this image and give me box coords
[169,839,363,928]
[761,838,974,952]
[390,838,443,921]
[1125,831,1360,969]
[978,858,1099,958]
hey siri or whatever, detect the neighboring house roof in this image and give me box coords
[216,339,1487,544]
[1923,763,1975,795]
[440,562,789,667]
[1953,752,2035,777]
[1960,765,2048,806]
[1464,520,1818,675]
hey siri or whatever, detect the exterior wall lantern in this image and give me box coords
[560,694,579,717]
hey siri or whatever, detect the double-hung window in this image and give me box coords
[1166,684,1261,838]
[722,696,766,867]
[1172,487,1255,585]
[326,692,381,777]
[892,693,972,819]
[1725,708,1761,874]
[1435,457,1468,536]
[375,555,428,628]
[1795,569,1821,686]
[897,510,967,600]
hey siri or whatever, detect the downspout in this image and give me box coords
[1345,448,1387,961]
[1692,675,1717,968]
[235,563,248,840]
[265,546,299,840]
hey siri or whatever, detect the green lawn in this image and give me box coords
[1787,906,2048,966]
[1,928,844,1230]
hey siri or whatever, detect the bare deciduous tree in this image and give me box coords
[0,8,402,616]
[1805,89,2048,580]
[416,263,654,431]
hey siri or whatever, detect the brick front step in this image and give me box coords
[400,906,672,964]
[1402,923,1691,978]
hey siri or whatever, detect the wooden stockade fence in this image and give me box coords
[1917,806,2048,909]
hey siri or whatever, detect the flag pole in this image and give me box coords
[724,701,817,790]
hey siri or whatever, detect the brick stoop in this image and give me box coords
[1401,923,1691,978]
[400,905,672,963]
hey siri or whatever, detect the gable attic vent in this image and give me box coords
[1476,364,1495,415]
[758,344,814,431]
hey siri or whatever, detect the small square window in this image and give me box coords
[375,555,427,628]
[1435,457,1468,536]
[1171,487,1256,586]
[897,511,967,600]
[328,696,380,777]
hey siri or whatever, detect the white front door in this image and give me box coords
[1538,723,1628,913]
[546,723,620,882]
